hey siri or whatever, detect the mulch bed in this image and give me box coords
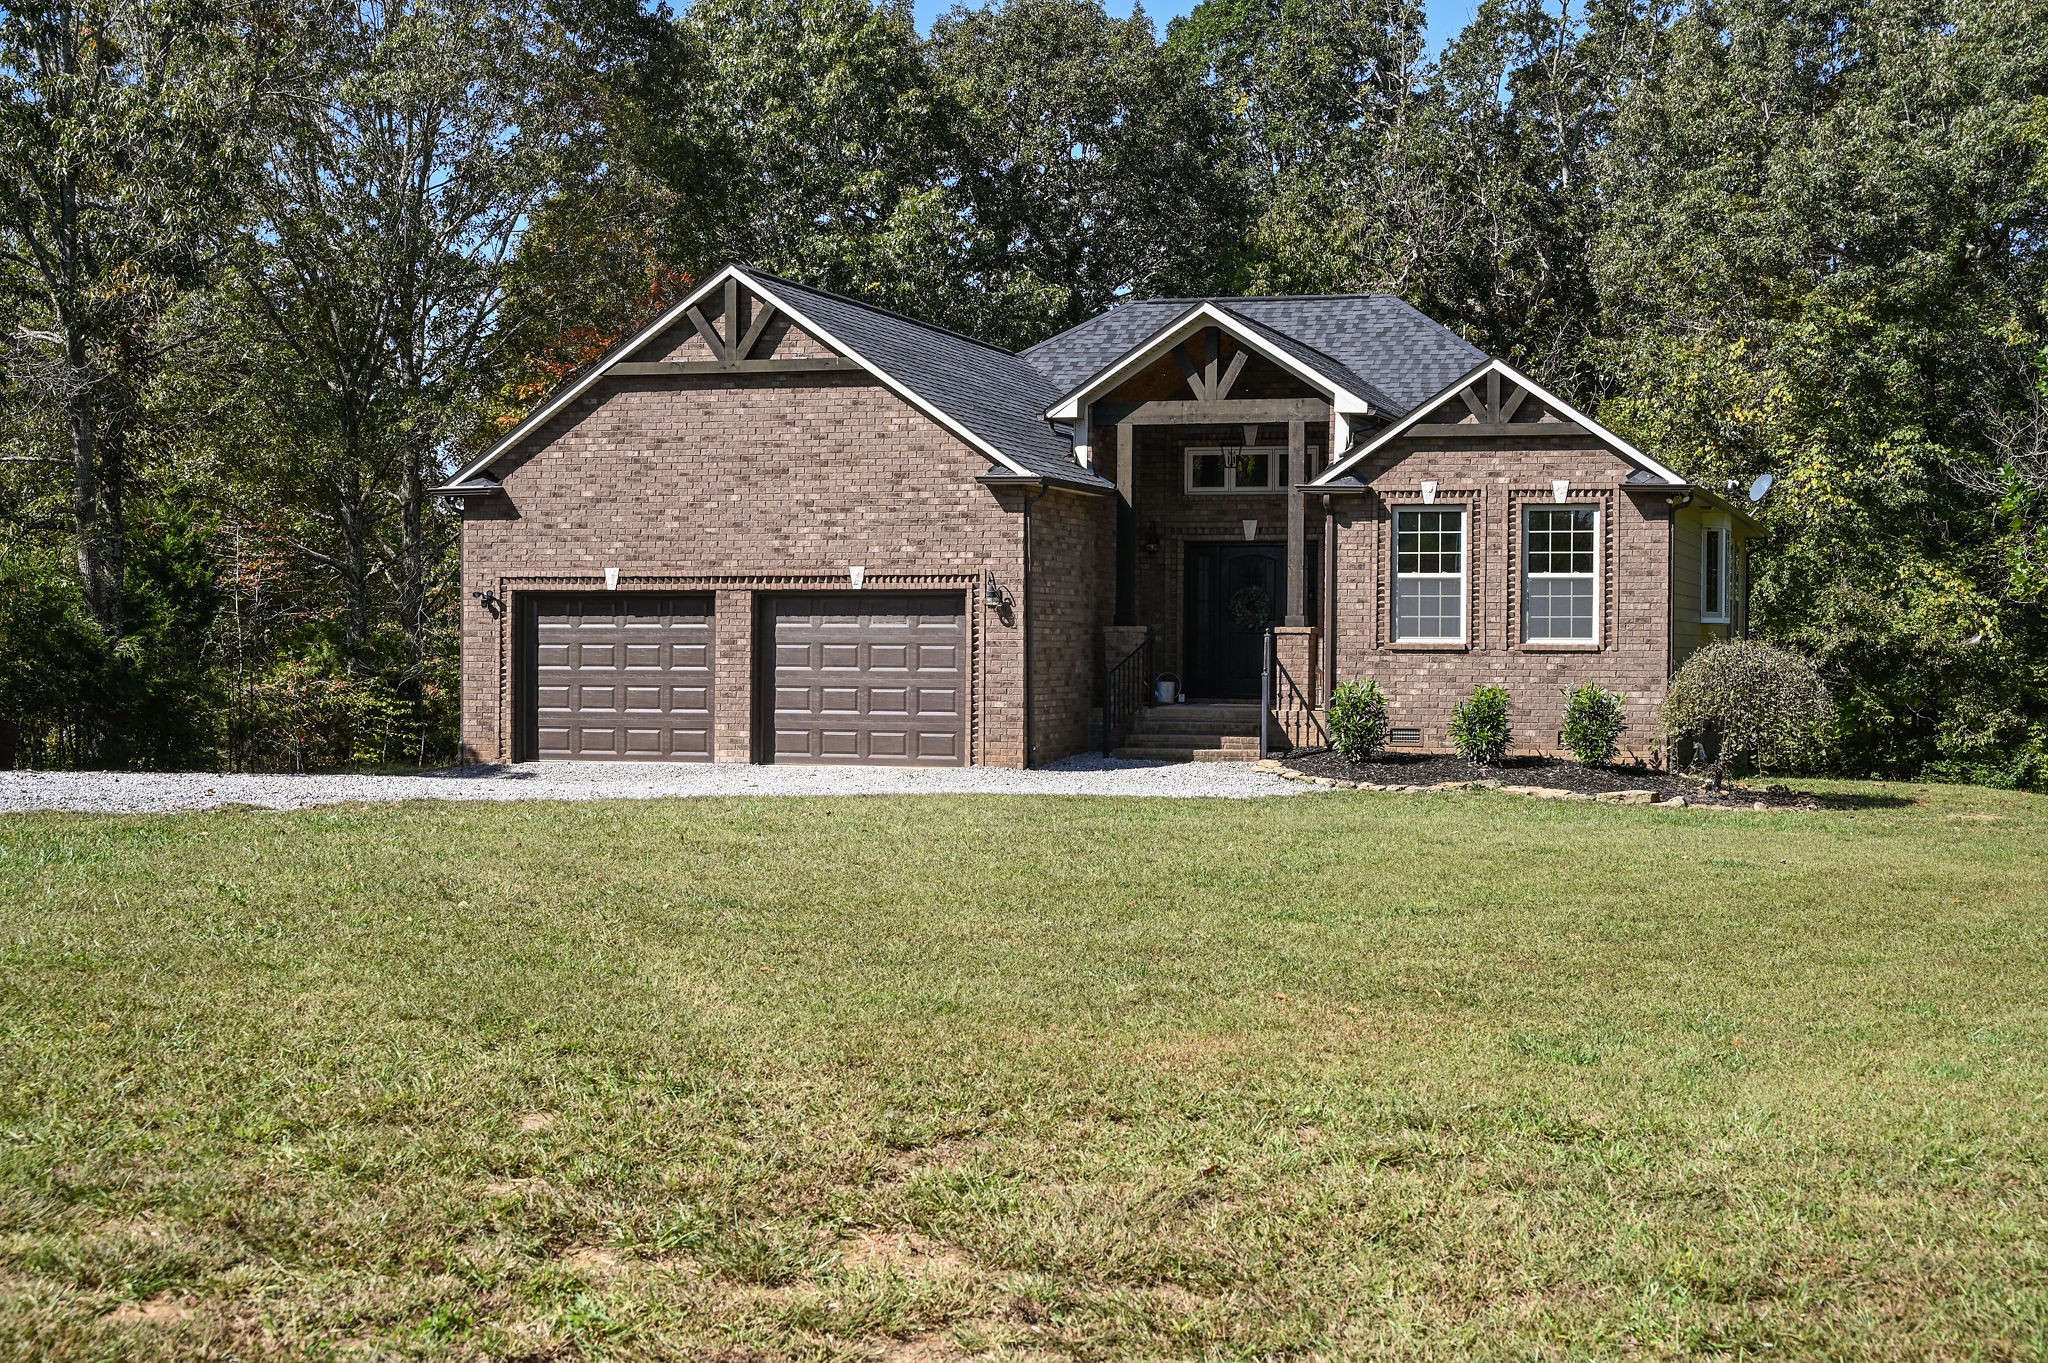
[1281,748,1820,809]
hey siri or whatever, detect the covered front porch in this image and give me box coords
[1046,311,1376,755]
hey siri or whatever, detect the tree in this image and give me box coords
[1592,0,2048,782]
[930,0,1247,345]
[235,0,586,747]
[0,0,268,635]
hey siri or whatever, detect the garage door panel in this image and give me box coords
[766,592,966,767]
[914,686,959,716]
[528,594,714,762]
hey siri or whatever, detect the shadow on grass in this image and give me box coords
[1804,790,1917,810]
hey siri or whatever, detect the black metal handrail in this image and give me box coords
[1102,635,1156,755]
[1271,646,1328,750]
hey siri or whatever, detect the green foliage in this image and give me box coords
[1448,684,1513,765]
[1559,684,1626,766]
[1326,679,1391,762]
[1663,641,1832,777]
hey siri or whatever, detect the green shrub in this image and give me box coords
[1560,684,1626,765]
[1662,640,1831,776]
[1448,684,1513,765]
[1326,679,1391,762]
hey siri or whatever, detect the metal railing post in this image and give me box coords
[1260,628,1272,758]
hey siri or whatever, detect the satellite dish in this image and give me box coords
[1748,472,1775,503]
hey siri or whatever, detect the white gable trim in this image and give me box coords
[1043,302,1379,422]
[443,264,1037,489]
[1310,357,1686,488]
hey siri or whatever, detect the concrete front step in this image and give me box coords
[1111,745,1264,763]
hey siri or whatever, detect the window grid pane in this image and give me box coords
[1703,528,1724,616]
[1394,509,1464,641]
[1523,506,1597,642]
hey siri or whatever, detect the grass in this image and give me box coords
[0,781,2044,1361]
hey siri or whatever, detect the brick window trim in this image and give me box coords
[1374,488,1482,650]
[484,569,988,765]
[1506,487,1616,652]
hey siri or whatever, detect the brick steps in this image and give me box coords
[1112,745,1263,763]
[1112,702,1267,762]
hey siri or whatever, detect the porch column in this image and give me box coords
[1115,418,1136,626]
[1285,418,1307,626]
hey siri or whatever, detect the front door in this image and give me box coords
[1184,542,1287,699]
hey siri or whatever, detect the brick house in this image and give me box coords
[438,265,1756,767]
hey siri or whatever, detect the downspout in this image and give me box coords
[1321,493,1337,703]
[1022,482,1050,767]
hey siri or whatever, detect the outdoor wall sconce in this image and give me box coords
[1142,521,1162,553]
[984,571,1015,625]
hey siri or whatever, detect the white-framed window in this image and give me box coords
[1701,518,1729,622]
[1393,507,1466,642]
[1523,505,1599,643]
[1185,445,1286,494]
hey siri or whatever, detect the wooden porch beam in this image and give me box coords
[1285,418,1306,626]
[1215,348,1249,401]
[1406,420,1589,438]
[1091,397,1330,424]
[1173,345,1205,401]
[1115,420,1137,627]
[685,305,726,362]
[733,296,779,361]
[610,357,863,377]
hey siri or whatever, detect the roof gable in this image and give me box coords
[1311,358,1686,488]
[1041,302,1383,420]
[442,265,1108,494]
[1024,294,1486,416]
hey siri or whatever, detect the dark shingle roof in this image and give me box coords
[747,270,1110,491]
[1021,294,1488,416]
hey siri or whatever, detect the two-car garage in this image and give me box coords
[522,591,967,766]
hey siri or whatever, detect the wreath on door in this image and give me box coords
[1229,584,1273,632]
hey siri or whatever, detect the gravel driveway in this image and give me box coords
[0,756,1302,814]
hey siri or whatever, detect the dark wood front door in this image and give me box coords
[1184,542,1287,699]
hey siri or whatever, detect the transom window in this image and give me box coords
[1702,519,1729,622]
[1186,446,1285,493]
[1393,508,1466,642]
[1523,506,1598,643]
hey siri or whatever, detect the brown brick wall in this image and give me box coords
[459,370,1043,766]
[1332,437,1677,760]
[1025,488,1115,761]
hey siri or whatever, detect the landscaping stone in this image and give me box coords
[1283,749,1817,809]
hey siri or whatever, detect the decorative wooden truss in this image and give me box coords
[614,277,861,377]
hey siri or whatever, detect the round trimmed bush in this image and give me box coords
[1661,640,1831,775]
[1560,683,1626,765]
[1448,684,1513,765]
[1326,679,1391,762]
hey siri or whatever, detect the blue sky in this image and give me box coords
[908,0,1483,57]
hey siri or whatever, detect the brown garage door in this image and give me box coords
[528,594,714,761]
[766,592,967,766]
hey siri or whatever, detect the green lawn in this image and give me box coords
[2,783,2044,1361]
